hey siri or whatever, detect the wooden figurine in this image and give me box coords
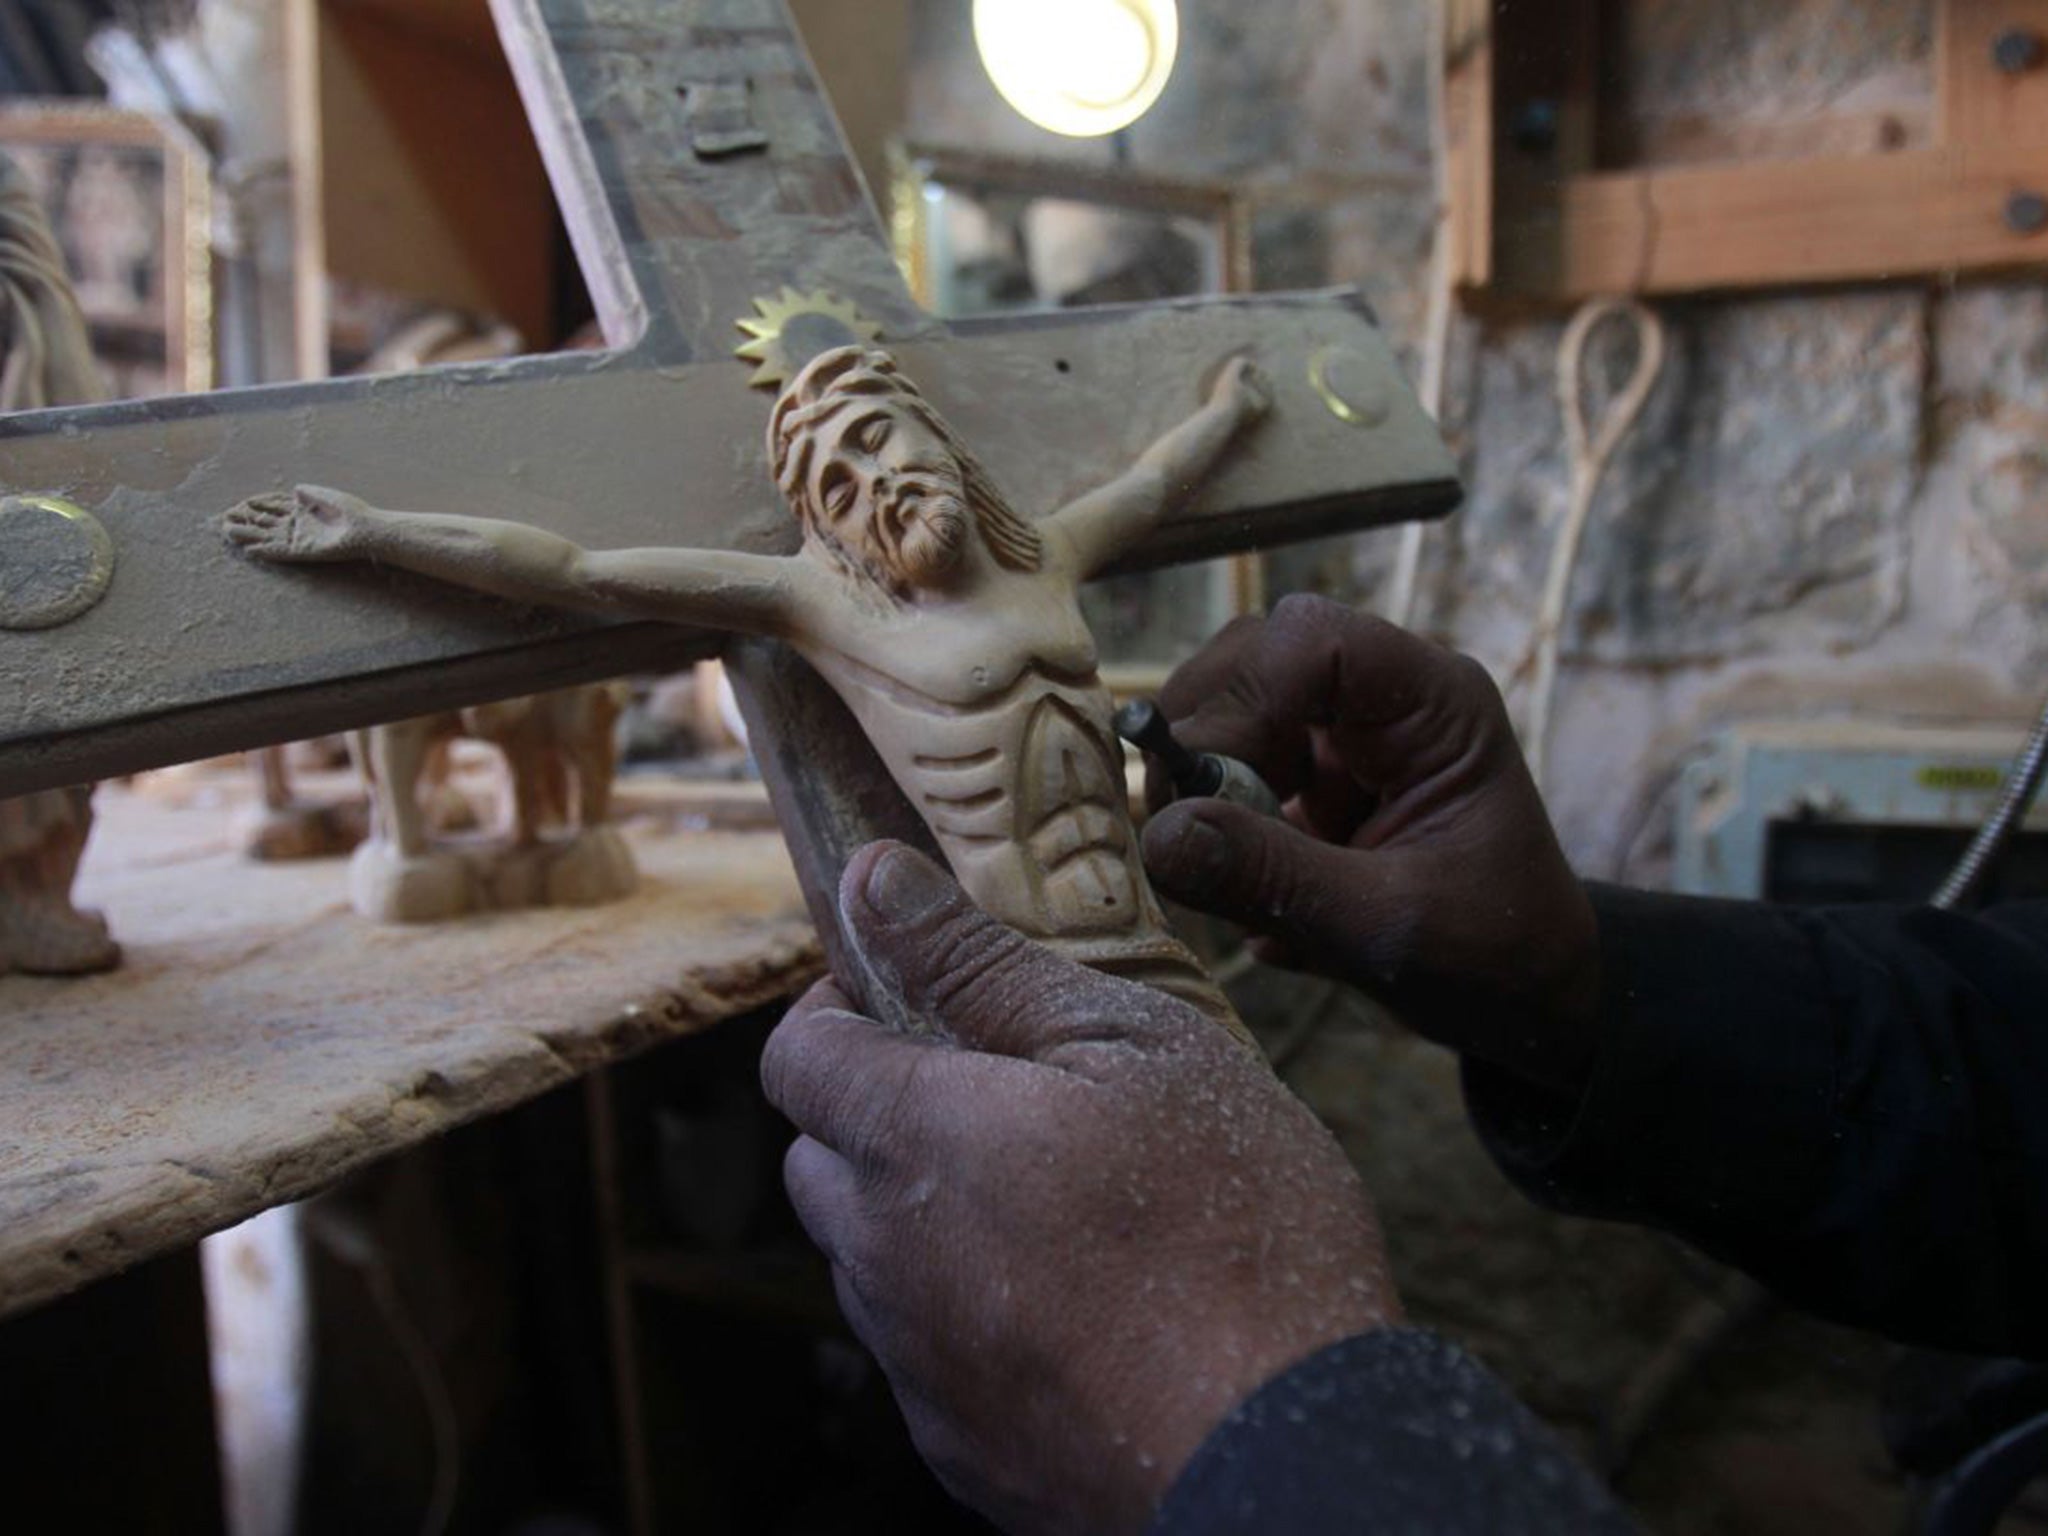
[245,741,369,862]
[225,346,1268,1034]
[244,314,528,864]
[344,683,633,923]
[0,152,119,977]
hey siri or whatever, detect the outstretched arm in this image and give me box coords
[1046,357,1271,581]
[223,485,795,633]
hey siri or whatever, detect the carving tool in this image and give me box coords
[1115,699,1284,819]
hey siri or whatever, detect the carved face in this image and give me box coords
[809,402,972,590]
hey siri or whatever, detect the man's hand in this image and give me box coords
[761,842,1396,1536]
[221,484,371,562]
[1139,595,1601,1093]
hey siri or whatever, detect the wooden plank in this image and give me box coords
[1442,0,1496,291]
[1451,0,2048,301]
[1488,143,2048,300]
[487,0,933,361]
[0,769,822,1321]
[785,0,912,222]
[1940,0,2048,151]
[0,292,1457,799]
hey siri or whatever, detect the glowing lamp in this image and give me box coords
[972,0,1180,139]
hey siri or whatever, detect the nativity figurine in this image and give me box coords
[0,151,119,978]
[344,683,633,923]
[224,346,1269,1035]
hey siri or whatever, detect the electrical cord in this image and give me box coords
[1931,692,2048,910]
[305,1210,462,1536]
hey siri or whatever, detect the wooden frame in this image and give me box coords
[889,141,1253,307]
[312,0,560,350]
[0,102,213,395]
[889,142,1263,661]
[1447,0,2048,301]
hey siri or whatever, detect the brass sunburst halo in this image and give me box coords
[733,287,884,390]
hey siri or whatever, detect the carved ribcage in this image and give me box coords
[1015,693,1140,935]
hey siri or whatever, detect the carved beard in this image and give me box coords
[882,472,970,589]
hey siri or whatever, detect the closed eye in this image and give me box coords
[857,415,892,455]
[821,466,856,519]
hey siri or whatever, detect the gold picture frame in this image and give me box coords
[0,101,213,398]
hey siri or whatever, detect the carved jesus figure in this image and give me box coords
[224,346,1270,1034]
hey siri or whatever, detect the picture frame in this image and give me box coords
[0,101,213,398]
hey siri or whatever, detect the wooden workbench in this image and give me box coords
[0,767,821,1321]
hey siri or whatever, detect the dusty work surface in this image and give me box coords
[0,769,820,1320]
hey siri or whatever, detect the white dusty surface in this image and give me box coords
[0,768,819,1320]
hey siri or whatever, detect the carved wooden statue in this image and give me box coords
[245,313,527,864]
[345,683,633,923]
[226,346,1268,1033]
[0,152,119,978]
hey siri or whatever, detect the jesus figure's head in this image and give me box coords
[769,346,1043,600]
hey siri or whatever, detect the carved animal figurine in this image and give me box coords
[243,314,526,863]
[245,741,369,862]
[225,346,1269,1035]
[345,683,633,922]
[0,151,119,978]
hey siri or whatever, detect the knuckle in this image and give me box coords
[855,1047,935,1157]
[914,910,1029,1021]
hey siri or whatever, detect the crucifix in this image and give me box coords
[0,0,1457,1026]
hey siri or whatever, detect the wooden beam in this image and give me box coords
[0,773,820,1321]
[1940,0,2048,151]
[1441,0,1495,292]
[1489,143,2048,300]
[1449,0,2048,302]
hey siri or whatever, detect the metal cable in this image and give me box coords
[1931,692,2048,910]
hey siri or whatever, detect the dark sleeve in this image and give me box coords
[1150,1330,1635,1535]
[1464,886,2048,1359]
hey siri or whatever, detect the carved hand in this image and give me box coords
[761,842,1396,1536]
[1210,355,1273,423]
[1139,595,1602,1095]
[221,484,371,562]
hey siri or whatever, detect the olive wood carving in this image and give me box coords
[0,151,118,977]
[226,346,1268,1032]
[344,684,633,924]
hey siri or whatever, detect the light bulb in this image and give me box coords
[973,0,1180,139]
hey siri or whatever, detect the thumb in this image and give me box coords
[838,841,1092,1058]
[1142,800,1398,978]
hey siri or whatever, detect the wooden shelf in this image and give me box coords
[0,767,821,1322]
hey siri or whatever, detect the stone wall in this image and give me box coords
[905,3,2043,1526]
[907,0,2046,882]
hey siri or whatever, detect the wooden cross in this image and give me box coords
[0,0,1456,967]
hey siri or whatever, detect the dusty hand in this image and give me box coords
[761,842,1395,1536]
[1210,356,1273,423]
[1139,595,1601,1093]
[221,484,372,562]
